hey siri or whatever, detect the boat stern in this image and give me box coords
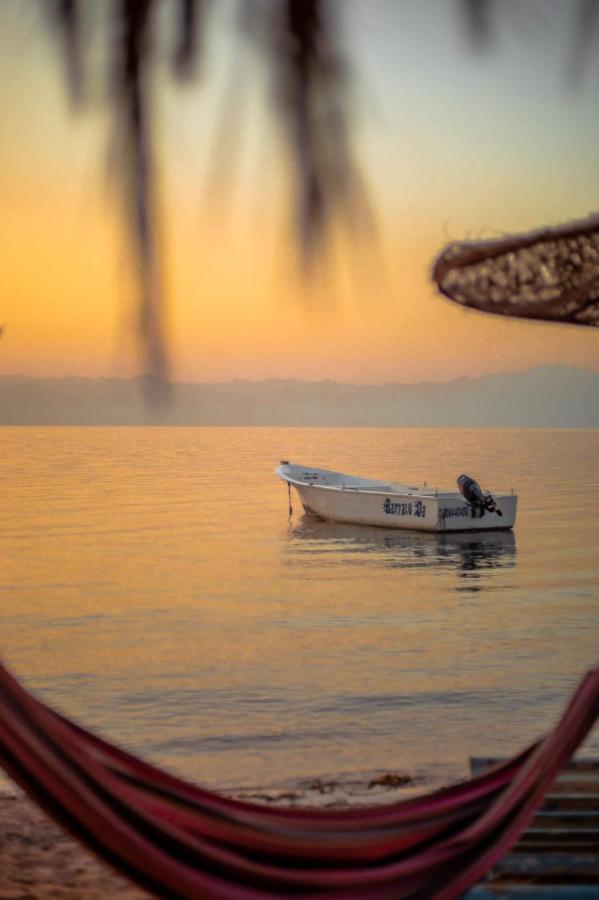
[438,493,517,531]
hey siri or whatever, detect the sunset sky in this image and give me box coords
[1,0,598,385]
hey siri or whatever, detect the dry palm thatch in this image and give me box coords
[432,214,599,327]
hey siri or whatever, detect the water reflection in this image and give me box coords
[288,515,516,581]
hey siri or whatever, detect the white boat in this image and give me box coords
[275,462,517,533]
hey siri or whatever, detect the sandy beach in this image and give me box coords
[0,772,420,898]
[0,791,149,899]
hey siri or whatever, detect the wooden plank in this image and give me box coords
[470,758,599,775]
[492,850,599,878]
[467,886,599,898]
[521,828,599,841]
[538,780,599,796]
[541,794,599,812]
[532,812,599,828]
[513,841,599,854]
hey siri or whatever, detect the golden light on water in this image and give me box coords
[2,426,597,790]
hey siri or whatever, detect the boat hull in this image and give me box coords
[276,464,517,533]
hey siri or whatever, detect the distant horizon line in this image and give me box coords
[1,362,597,389]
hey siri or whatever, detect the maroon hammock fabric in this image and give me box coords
[0,661,597,899]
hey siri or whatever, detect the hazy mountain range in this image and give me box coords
[0,365,597,426]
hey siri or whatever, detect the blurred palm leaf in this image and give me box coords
[48,0,369,390]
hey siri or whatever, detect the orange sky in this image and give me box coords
[1,2,598,385]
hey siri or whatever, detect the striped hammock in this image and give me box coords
[0,661,597,899]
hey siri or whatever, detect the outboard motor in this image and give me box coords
[457,474,503,518]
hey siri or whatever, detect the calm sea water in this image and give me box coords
[1,427,598,803]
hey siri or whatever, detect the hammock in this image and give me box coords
[0,662,597,899]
